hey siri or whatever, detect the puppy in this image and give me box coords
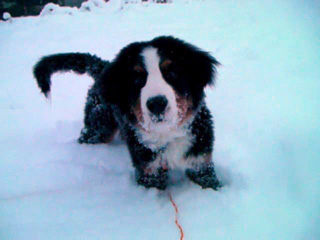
[33,36,221,190]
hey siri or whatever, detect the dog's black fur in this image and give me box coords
[33,36,221,190]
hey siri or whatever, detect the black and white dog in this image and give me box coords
[33,36,221,190]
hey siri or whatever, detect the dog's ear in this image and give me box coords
[172,39,220,91]
[152,36,220,90]
[97,42,146,108]
[180,47,220,107]
[186,48,220,89]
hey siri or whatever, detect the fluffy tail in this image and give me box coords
[33,53,109,97]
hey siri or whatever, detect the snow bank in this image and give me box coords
[2,12,12,23]
[40,3,78,16]
[40,0,174,16]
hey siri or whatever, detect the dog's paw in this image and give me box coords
[186,165,222,190]
[78,128,107,144]
[135,168,168,190]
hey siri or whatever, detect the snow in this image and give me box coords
[2,12,12,23]
[1,0,320,239]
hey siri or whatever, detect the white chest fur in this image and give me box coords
[140,128,195,173]
[161,134,194,170]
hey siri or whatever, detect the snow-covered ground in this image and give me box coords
[1,0,320,239]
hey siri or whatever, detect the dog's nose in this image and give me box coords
[146,95,168,116]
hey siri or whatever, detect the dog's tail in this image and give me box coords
[33,53,109,97]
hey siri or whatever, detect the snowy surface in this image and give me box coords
[1,0,320,239]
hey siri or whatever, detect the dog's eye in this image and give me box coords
[134,65,145,73]
[165,69,177,80]
[160,60,178,81]
[134,76,147,88]
[133,66,147,88]
[163,66,178,81]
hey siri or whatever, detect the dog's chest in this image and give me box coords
[144,132,194,172]
[162,135,194,169]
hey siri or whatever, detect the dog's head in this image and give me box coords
[98,36,219,132]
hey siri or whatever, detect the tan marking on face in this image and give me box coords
[132,98,144,123]
[175,93,193,126]
[131,68,147,131]
[133,65,145,73]
[132,99,154,134]
[160,59,173,70]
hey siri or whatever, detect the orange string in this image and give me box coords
[168,192,185,240]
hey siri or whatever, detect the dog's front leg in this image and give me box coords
[185,106,222,190]
[135,152,169,190]
[125,128,168,190]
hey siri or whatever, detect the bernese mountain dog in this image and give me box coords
[33,36,222,190]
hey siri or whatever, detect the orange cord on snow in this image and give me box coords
[168,192,185,240]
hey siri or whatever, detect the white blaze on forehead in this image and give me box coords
[140,47,178,131]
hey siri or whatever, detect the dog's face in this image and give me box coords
[99,36,219,132]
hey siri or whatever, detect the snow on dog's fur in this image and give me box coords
[33,36,222,190]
